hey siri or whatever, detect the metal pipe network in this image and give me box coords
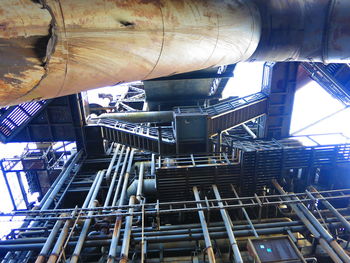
[1,0,350,106]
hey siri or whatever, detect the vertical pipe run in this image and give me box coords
[106,144,121,182]
[230,185,259,238]
[119,196,136,263]
[108,149,135,263]
[35,215,65,263]
[70,170,105,263]
[82,171,101,209]
[48,210,77,263]
[136,163,144,202]
[112,147,131,207]
[70,200,99,263]
[212,185,243,263]
[105,145,126,208]
[193,186,216,263]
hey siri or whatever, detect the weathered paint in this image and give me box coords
[0,0,260,106]
[0,0,51,106]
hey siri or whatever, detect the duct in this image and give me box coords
[99,112,174,124]
[0,0,260,107]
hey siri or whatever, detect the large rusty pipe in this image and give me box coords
[2,0,350,107]
[0,0,260,107]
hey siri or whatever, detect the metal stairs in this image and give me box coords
[0,100,49,143]
[89,118,176,154]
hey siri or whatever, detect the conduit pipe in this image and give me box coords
[106,144,121,182]
[212,185,243,263]
[119,196,136,263]
[104,145,126,208]
[193,186,216,263]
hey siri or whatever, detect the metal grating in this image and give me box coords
[0,100,48,142]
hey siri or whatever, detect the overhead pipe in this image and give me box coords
[193,186,216,263]
[291,193,350,263]
[2,0,350,107]
[212,185,243,263]
[98,112,174,124]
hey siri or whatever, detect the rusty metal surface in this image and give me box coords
[0,0,51,106]
[0,0,260,107]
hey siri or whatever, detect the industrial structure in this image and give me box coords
[1,0,350,263]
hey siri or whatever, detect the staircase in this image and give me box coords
[89,118,176,154]
[0,100,48,143]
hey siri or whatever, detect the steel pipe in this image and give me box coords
[0,0,260,106]
[106,144,121,182]
[119,196,136,263]
[212,185,243,263]
[193,186,216,263]
[70,200,99,263]
[48,210,77,263]
[104,145,126,208]
[108,149,135,263]
[112,148,131,207]
[309,186,350,233]
[136,163,144,202]
[35,215,65,263]
[272,180,343,263]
